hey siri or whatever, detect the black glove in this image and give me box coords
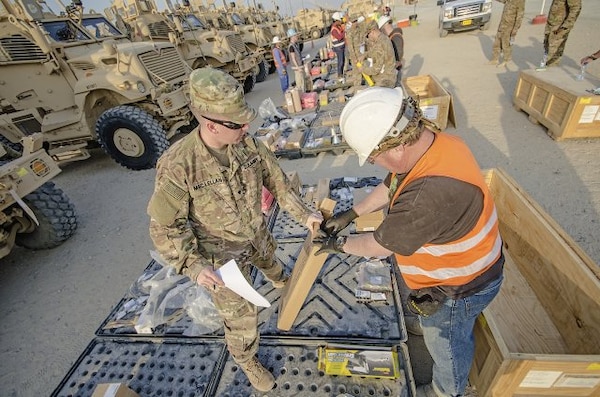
[315,235,347,256]
[321,208,358,236]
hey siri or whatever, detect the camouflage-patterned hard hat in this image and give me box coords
[189,67,257,124]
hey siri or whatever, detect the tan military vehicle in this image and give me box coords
[342,0,380,20]
[0,134,76,259]
[0,0,193,170]
[107,0,262,91]
[191,0,275,74]
[294,7,336,40]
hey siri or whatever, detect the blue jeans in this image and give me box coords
[420,275,503,396]
[333,46,345,78]
[277,68,289,92]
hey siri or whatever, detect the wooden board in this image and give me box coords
[470,169,600,397]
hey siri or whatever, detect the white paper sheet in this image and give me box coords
[216,259,271,307]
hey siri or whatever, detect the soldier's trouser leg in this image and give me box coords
[547,33,569,66]
[210,263,259,364]
[499,31,511,61]
[252,238,285,283]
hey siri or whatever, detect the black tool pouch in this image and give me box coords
[407,287,447,317]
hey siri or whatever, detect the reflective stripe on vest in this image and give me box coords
[392,132,501,289]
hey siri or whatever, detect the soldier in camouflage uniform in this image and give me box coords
[359,19,397,88]
[489,0,525,66]
[344,16,368,87]
[147,68,323,392]
[543,0,582,67]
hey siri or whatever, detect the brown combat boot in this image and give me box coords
[270,274,289,289]
[239,356,275,391]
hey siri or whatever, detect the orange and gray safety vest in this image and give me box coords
[391,133,502,290]
[331,24,346,48]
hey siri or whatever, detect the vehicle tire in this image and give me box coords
[95,105,169,170]
[311,28,322,39]
[268,60,277,74]
[255,59,269,82]
[15,182,77,250]
[243,73,256,93]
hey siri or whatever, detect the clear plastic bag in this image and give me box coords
[258,97,288,121]
[356,260,393,292]
[135,251,223,335]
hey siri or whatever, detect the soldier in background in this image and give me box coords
[378,15,404,86]
[147,68,323,392]
[358,19,397,88]
[345,16,368,87]
[489,0,525,67]
[542,0,582,67]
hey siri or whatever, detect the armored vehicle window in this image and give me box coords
[183,14,205,29]
[81,17,123,38]
[42,21,89,42]
[231,13,244,25]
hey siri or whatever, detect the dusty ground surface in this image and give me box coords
[0,1,598,395]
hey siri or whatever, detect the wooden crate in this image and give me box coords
[402,74,456,130]
[513,69,600,140]
[470,169,600,397]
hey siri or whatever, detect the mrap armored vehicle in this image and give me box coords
[0,0,193,170]
[107,0,262,92]
[0,134,76,259]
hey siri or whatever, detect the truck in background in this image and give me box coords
[437,0,492,37]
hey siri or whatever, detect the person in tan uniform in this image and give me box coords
[147,68,323,392]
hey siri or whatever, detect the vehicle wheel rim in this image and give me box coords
[113,128,145,157]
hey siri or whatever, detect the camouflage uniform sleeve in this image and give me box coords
[254,138,313,224]
[147,160,210,283]
[562,0,582,30]
[362,37,387,76]
[512,0,526,36]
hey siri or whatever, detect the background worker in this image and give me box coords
[147,68,323,392]
[489,0,525,67]
[330,11,347,81]
[378,15,404,86]
[542,0,581,67]
[287,28,306,92]
[271,36,288,93]
[359,19,397,88]
[318,86,505,397]
[344,15,368,87]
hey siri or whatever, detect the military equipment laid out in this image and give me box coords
[436,0,493,37]
[293,7,336,40]
[0,134,76,259]
[0,0,194,170]
[107,0,261,93]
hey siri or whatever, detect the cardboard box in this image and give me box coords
[319,90,329,106]
[513,69,600,140]
[291,87,303,113]
[277,198,336,331]
[284,90,295,113]
[318,344,401,379]
[469,168,600,397]
[92,383,140,397]
[355,210,384,232]
[402,74,456,130]
[284,129,304,149]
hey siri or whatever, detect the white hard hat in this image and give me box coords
[272,36,281,44]
[340,87,415,166]
[377,15,391,29]
[332,11,343,21]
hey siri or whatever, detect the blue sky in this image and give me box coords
[51,0,347,18]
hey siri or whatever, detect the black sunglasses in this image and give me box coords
[203,115,246,130]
